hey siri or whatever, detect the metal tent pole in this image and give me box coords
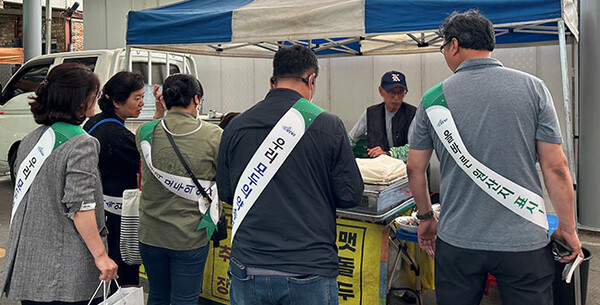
[124,46,132,71]
[558,19,582,305]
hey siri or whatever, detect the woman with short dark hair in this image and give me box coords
[2,62,118,305]
[83,71,146,290]
[136,73,222,305]
[30,63,99,125]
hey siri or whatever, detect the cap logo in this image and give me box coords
[391,74,402,82]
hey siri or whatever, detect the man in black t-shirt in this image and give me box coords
[216,45,363,305]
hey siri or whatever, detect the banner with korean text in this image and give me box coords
[197,206,388,305]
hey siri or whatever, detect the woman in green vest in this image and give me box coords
[136,74,222,305]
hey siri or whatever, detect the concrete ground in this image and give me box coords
[0,174,598,305]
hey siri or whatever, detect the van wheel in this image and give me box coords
[8,147,18,185]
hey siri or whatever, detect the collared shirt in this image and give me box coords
[385,108,398,147]
[409,57,562,251]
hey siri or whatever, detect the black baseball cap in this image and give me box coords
[380,71,408,92]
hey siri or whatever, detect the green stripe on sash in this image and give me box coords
[292,98,324,131]
[139,119,161,143]
[50,122,86,150]
[422,82,448,110]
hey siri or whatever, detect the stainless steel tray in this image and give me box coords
[350,177,412,214]
[337,198,415,224]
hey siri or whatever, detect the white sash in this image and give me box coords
[12,128,55,223]
[423,82,548,230]
[12,123,86,224]
[103,195,123,215]
[231,98,324,241]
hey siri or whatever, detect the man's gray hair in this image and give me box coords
[439,9,495,51]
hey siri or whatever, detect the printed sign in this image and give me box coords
[199,206,387,304]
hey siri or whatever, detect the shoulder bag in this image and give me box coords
[163,123,228,248]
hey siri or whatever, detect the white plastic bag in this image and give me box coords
[89,281,144,305]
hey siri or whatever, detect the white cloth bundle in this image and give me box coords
[356,155,407,184]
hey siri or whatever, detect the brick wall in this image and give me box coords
[42,18,66,53]
[72,19,84,51]
[0,3,83,52]
[0,3,21,47]
[0,19,18,47]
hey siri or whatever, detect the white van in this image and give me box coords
[0,48,197,181]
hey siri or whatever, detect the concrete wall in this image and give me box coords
[195,45,573,140]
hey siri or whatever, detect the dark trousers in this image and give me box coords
[106,213,140,291]
[139,242,210,305]
[230,274,339,305]
[435,238,554,305]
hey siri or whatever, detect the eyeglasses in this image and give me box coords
[439,40,451,54]
[386,89,406,97]
[273,74,316,85]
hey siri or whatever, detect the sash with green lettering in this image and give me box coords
[423,82,548,230]
[231,98,324,241]
[12,122,87,223]
[138,120,220,238]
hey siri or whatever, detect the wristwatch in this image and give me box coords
[416,210,435,220]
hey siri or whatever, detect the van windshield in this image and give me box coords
[1,59,53,105]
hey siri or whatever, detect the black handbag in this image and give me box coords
[212,212,228,248]
[164,123,228,247]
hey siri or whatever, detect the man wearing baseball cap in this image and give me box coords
[348,70,417,160]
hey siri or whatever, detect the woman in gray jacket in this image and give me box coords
[1,63,118,305]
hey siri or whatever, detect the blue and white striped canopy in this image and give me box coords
[127,0,578,57]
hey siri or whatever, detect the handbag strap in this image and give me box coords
[163,121,213,204]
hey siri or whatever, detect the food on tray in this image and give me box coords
[403,217,418,226]
[432,203,441,217]
[394,215,419,233]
